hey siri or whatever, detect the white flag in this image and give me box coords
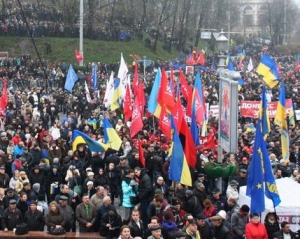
[117,53,128,99]
[103,71,115,108]
[247,57,253,72]
[85,81,92,103]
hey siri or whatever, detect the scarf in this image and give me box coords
[186,228,201,239]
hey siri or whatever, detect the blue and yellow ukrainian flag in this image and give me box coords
[260,86,270,140]
[256,54,280,88]
[227,57,235,71]
[72,130,108,152]
[238,78,245,91]
[169,117,192,186]
[103,118,122,151]
[274,82,289,161]
[289,99,296,127]
[110,78,121,111]
[148,68,162,117]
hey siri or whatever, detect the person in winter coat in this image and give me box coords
[9,170,19,190]
[94,168,109,187]
[100,209,122,238]
[134,167,154,227]
[45,201,65,231]
[118,225,134,239]
[24,200,45,231]
[231,204,250,238]
[15,170,30,193]
[2,199,23,231]
[184,190,202,217]
[153,176,167,197]
[203,198,217,218]
[245,213,268,239]
[226,180,239,201]
[106,163,119,204]
[264,212,280,239]
[211,217,232,239]
[128,209,145,238]
[122,169,138,223]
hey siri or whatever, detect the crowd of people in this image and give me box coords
[0,37,300,239]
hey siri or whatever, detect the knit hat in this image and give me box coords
[32,183,40,192]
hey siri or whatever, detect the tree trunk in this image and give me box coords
[194,0,210,48]
[152,1,167,52]
[169,0,179,53]
[87,0,95,38]
[110,0,117,28]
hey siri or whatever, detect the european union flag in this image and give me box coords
[227,58,235,71]
[246,120,281,213]
[91,63,98,90]
[64,64,78,93]
[246,120,266,213]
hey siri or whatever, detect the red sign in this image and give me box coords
[240,99,292,118]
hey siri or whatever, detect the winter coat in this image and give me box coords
[137,169,152,201]
[128,219,145,238]
[99,213,122,237]
[245,222,268,239]
[212,223,232,239]
[24,209,45,231]
[45,209,65,231]
[15,175,30,193]
[122,177,137,208]
[226,185,239,200]
[2,207,23,230]
[231,211,249,237]
[75,203,97,230]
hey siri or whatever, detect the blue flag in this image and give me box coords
[246,120,281,213]
[64,64,78,93]
[91,63,98,90]
[246,120,266,213]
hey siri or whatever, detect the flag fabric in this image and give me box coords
[103,118,122,151]
[172,98,184,133]
[132,63,139,96]
[72,130,108,152]
[260,86,270,139]
[179,69,192,100]
[148,68,162,117]
[75,49,83,62]
[169,117,192,186]
[123,84,132,123]
[84,81,92,103]
[238,78,245,91]
[91,62,98,90]
[190,110,200,147]
[0,77,8,113]
[289,99,296,127]
[247,57,254,72]
[117,53,129,99]
[130,97,143,138]
[198,132,217,150]
[256,54,280,88]
[246,120,266,213]
[64,64,78,93]
[137,82,146,116]
[227,57,235,71]
[191,72,205,126]
[246,120,281,212]
[103,72,115,108]
[157,68,175,112]
[158,105,171,139]
[138,140,146,167]
[180,118,197,168]
[110,78,121,111]
[274,82,290,161]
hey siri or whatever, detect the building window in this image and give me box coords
[244,14,253,27]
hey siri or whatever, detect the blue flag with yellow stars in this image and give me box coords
[246,119,266,213]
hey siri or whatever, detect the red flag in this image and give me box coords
[238,57,244,70]
[137,82,146,116]
[138,140,145,167]
[159,105,171,139]
[0,77,8,114]
[180,117,197,167]
[132,63,139,96]
[157,68,175,112]
[123,84,132,123]
[198,132,217,150]
[130,97,143,138]
[180,69,193,117]
[172,98,184,131]
[196,52,205,66]
[75,49,83,62]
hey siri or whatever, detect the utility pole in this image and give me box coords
[227,0,231,51]
[79,0,84,66]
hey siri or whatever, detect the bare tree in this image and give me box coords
[194,0,211,48]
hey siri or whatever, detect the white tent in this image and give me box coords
[239,178,300,232]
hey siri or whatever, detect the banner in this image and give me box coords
[240,99,292,118]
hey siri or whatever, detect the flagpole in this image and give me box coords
[79,0,84,66]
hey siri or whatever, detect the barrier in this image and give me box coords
[0,231,107,239]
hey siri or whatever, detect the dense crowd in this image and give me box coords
[0,39,300,239]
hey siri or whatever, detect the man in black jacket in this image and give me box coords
[2,199,23,231]
[24,200,44,231]
[134,167,152,227]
